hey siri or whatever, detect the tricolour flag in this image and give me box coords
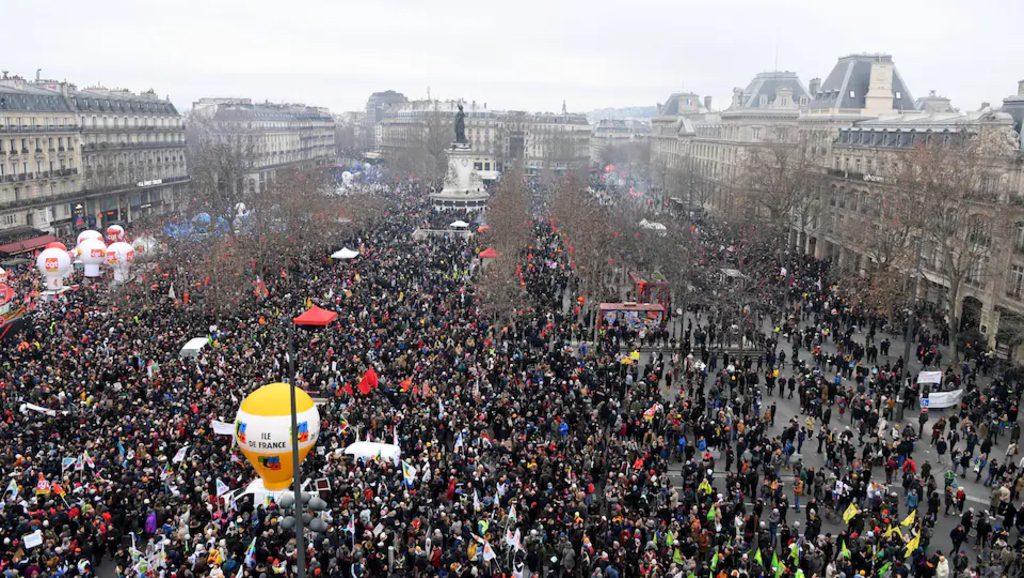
[61,457,77,473]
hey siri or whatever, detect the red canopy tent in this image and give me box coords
[479,247,499,259]
[292,305,338,327]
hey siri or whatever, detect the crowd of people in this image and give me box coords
[0,181,1022,578]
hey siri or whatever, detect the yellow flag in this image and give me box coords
[904,532,920,558]
[900,510,916,528]
[842,503,859,524]
[883,525,896,538]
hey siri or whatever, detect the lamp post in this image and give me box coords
[288,304,339,578]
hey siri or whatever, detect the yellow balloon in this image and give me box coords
[234,383,320,490]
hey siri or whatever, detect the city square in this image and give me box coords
[1,2,1024,578]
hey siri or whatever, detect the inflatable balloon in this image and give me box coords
[105,225,126,243]
[234,383,320,491]
[0,266,6,284]
[36,247,73,291]
[131,235,157,255]
[78,238,107,277]
[45,241,68,252]
[77,230,103,246]
[105,241,135,283]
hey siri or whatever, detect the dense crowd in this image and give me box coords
[0,184,1022,578]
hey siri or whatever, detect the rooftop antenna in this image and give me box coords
[427,86,431,101]
[36,68,41,82]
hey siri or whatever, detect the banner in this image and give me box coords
[19,403,66,417]
[922,389,963,409]
[211,421,235,436]
[917,371,942,385]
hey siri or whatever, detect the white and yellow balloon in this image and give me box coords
[234,383,320,490]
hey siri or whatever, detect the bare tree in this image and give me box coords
[185,114,257,230]
[736,129,821,251]
[897,135,1003,360]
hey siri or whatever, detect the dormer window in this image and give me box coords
[849,91,856,99]
[895,91,902,100]
[759,95,768,106]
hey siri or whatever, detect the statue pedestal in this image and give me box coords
[429,142,489,212]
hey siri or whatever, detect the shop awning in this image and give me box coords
[0,234,58,256]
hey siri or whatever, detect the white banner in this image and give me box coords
[211,420,235,436]
[922,389,963,409]
[19,403,66,417]
[918,371,942,385]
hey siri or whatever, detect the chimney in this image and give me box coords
[704,96,712,111]
[981,102,991,110]
[1018,80,1024,96]
[864,56,895,115]
[809,78,821,95]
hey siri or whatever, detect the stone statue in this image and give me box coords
[454,103,467,144]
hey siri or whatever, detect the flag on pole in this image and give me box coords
[168,283,176,301]
[842,503,860,523]
[508,503,517,524]
[878,561,892,577]
[172,445,188,463]
[216,478,230,497]
[710,551,719,571]
[754,548,763,566]
[61,457,77,474]
[840,540,851,559]
[473,489,482,512]
[900,510,916,528]
[789,541,800,564]
[83,450,95,469]
[482,541,497,562]
[401,461,417,487]
[773,553,785,578]
[357,367,379,395]
[4,479,18,500]
[904,532,920,558]
[243,537,256,567]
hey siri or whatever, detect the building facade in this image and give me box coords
[73,86,188,230]
[0,79,83,237]
[590,119,650,164]
[374,98,591,176]
[649,55,1024,355]
[190,98,335,194]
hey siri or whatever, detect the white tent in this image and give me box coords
[330,247,360,260]
[449,220,470,229]
[341,441,401,465]
[179,337,209,359]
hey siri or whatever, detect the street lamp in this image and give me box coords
[289,304,338,578]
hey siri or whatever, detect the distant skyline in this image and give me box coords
[5,0,1023,115]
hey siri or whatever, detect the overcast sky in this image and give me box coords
[6,0,1024,115]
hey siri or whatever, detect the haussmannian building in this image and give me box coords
[650,54,1024,356]
[73,86,189,230]
[190,98,335,195]
[0,78,83,238]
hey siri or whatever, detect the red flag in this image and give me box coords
[357,367,379,395]
[340,382,353,396]
[254,276,269,299]
[399,377,413,392]
[183,291,190,305]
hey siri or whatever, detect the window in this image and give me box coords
[967,257,987,287]
[1010,265,1024,299]
[1016,222,1024,253]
